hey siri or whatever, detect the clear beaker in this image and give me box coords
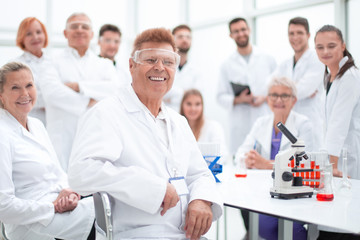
[316,164,334,201]
[337,148,352,195]
[234,153,247,178]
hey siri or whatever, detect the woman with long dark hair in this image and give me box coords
[315,24,360,240]
[315,25,360,180]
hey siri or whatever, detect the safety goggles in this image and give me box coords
[133,48,180,69]
[67,21,92,31]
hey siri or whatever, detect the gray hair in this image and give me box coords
[268,76,297,97]
[65,12,92,28]
[0,62,33,108]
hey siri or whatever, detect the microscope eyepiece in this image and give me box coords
[276,122,298,144]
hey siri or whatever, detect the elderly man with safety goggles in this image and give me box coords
[68,28,223,240]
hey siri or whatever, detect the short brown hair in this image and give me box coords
[99,24,121,38]
[289,17,309,33]
[172,24,191,35]
[131,28,176,56]
[16,17,48,50]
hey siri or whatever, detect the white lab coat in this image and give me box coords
[0,109,94,240]
[235,111,313,160]
[164,60,201,112]
[271,49,325,150]
[14,51,54,125]
[115,60,132,85]
[324,57,360,180]
[217,46,277,154]
[198,118,229,158]
[44,47,120,171]
[68,86,223,239]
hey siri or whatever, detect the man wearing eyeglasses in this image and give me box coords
[271,17,324,151]
[98,24,131,85]
[217,17,277,156]
[68,28,223,240]
[46,12,120,171]
[164,24,202,112]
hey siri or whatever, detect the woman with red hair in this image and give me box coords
[14,17,51,124]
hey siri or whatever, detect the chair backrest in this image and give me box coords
[1,221,9,240]
[93,192,113,240]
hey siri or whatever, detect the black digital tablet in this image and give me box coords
[230,82,251,96]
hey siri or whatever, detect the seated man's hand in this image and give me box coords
[184,199,213,240]
[246,150,272,169]
[161,183,179,216]
[64,82,80,92]
[53,189,80,213]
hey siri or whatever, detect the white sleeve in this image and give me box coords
[0,140,54,226]
[325,73,360,157]
[181,120,223,221]
[217,64,235,110]
[78,62,121,100]
[295,59,324,100]
[297,117,314,152]
[68,104,167,214]
[235,119,260,158]
[37,65,90,116]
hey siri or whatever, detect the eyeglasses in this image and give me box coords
[268,93,293,101]
[132,48,180,69]
[67,21,92,31]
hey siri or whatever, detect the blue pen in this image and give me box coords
[253,140,257,150]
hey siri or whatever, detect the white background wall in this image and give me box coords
[1,0,359,153]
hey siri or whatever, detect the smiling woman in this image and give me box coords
[0,62,36,129]
[0,62,95,240]
[15,17,51,124]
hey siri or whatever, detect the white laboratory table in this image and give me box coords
[216,168,360,240]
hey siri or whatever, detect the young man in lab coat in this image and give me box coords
[98,24,131,85]
[217,17,277,154]
[164,24,202,112]
[44,13,120,171]
[68,28,223,240]
[271,17,324,151]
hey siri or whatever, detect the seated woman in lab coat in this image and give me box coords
[0,62,94,240]
[180,89,228,158]
[235,76,313,240]
[14,17,53,125]
[315,25,360,240]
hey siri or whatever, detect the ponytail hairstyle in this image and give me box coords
[315,25,356,79]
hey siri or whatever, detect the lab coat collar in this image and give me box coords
[294,48,311,66]
[22,51,44,63]
[66,46,92,59]
[339,56,349,69]
[324,56,349,86]
[257,113,274,158]
[121,85,168,116]
[256,111,298,158]
[0,109,50,151]
[234,45,260,65]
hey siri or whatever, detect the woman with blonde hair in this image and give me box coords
[180,89,228,156]
[0,62,95,240]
